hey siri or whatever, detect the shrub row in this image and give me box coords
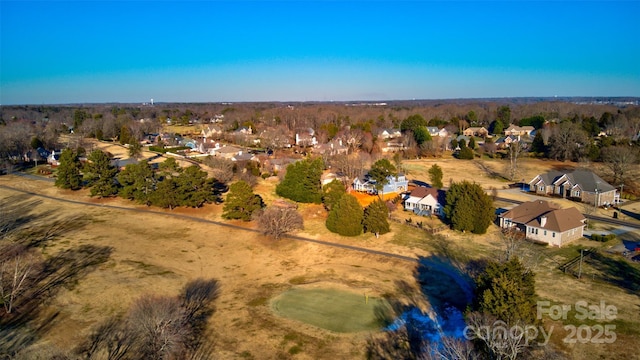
[591,233,616,242]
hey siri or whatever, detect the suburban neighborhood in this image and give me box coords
[1,99,639,360]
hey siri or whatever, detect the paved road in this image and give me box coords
[0,183,418,264]
[495,196,640,230]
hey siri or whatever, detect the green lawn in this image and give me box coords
[270,288,391,333]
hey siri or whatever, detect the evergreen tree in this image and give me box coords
[55,148,82,190]
[175,165,214,207]
[490,120,504,136]
[468,136,476,149]
[363,199,390,237]
[326,193,363,236]
[84,149,118,197]
[119,125,131,145]
[496,105,511,127]
[456,146,475,160]
[322,179,346,210]
[400,114,427,133]
[276,158,324,203]
[530,131,546,156]
[413,126,432,145]
[475,257,537,325]
[117,160,156,204]
[151,176,180,209]
[128,141,142,158]
[443,181,495,234]
[223,180,264,220]
[368,158,397,195]
[427,164,443,189]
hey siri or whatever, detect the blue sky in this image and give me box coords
[1,1,639,104]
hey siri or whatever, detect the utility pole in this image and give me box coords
[619,184,624,203]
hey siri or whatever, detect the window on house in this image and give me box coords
[535,229,538,235]
[552,232,556,238]
[544,230,547,236]
[539,185,544,191]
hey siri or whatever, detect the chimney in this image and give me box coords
[540,216,547,227]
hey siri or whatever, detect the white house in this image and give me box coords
[404,186,445,217]
[378,128,402,140]
[295,128,317,147]
[426,127,449,138]
[352,173,408,194]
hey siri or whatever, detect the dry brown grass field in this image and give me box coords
[1,154,639,359]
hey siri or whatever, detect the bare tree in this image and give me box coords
[203,156,234,184]
[500,229,522,263]
[329,152,371,180]
[507,141,524,182]
[423,335,479,360]
[128,295,188,359]
[601,145,638,186]
[0,252,33,314]
[255,206,303,240]
[466,312,529,360]
[547,122,588,161]
[79,316,137,360]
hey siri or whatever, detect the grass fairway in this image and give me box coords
[271,288,390,333]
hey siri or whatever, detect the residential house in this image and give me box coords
[378,128,402,140]
[529,169,617,206]
[321,171,350,186]
[210,114,224,123]
[231,151,257,162]
[462,127,489,137]
[504,125,535,137]
[404,186,445,217]
[499,200,586,247]
[214,145,244,160]
[426,127,450,138]
[295,128,317,147]
[263,157,297,173]
[495,135,520,149]
[196,140,222,155]
[235,126,253,135]
[47,150,62,166]
[313,139,348,156]
[111,157,139,171]
[352,173,408,195]
[201,125,224,139]
[381,141,405,153]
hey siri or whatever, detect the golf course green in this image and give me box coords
[270,287,391,333]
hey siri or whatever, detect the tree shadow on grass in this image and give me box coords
[585,252,640,296]
[415,255,475,314]
[1,193,89,249]
[620,208,640,222]
[1,245,113,355]
[0,194,47,239]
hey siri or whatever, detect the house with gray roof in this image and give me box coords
[426,127,449,138]
[528,169,617,206]
[352,173,408,195]
[499,200,586,247]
